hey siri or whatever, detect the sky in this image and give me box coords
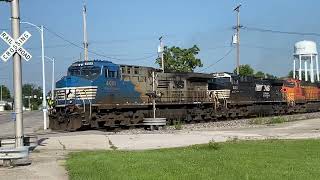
[1,0,320,92]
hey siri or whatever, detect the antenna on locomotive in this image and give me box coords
[82,1,89,61]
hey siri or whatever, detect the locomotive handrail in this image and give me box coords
[84,89,92,120]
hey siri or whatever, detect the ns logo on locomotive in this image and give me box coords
[49,60,320,131]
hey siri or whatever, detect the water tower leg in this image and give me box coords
[305,60,308,81]
[316,55,320,81]
[311,55,315,83]
[299,55,302,80]
[293,59,296,79]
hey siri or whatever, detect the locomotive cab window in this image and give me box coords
[68,68,81,76]
[127,67,132,74]
[68,66,101,80]
[121,67,125,74]
[284,82,295,88]
[105,68,117,78]
[134,67,139,74]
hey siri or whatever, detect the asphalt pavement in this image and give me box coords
[0,111,46,137]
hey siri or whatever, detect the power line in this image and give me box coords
[197,47,235,73]
[43,26,158,61]
[243,26,320,37]
[241,44,291,51]
[25,43,74,50]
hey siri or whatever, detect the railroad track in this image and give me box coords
[23,111,320,137]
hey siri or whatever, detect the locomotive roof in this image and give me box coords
[71,60,116,67]
[69,60,213,80]
[162,72,213,80]
[119,64,162,71]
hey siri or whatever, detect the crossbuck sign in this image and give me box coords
[0,31,32,62]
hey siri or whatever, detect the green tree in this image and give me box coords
[22,84,42,110]
[288,70,293,78]
[234,64,254,76]
[265,73,278,79]
[255,71,265,78]
[288,70,304,79]
[0,85,11,101]
[156,45,203,72]
[234,65,278,79]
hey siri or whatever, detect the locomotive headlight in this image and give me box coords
[69,100,73,104]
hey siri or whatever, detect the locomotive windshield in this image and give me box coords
[68,66,101,80]
[284,81,295,88]
[208,77,232,90]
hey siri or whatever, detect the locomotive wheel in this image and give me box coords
[66,114,82,131]
[49,113,67,131]
[48,112,69,131]
[131,111,144,125]
[49,115,59,130]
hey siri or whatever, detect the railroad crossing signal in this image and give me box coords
[0,31,32,62]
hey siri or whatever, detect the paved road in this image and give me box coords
[0,111,47,137]
[36,118,320,151]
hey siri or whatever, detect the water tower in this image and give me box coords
[293,40,319,82]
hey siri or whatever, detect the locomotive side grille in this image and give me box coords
[55,86,98,100]
[208,89,230,99]
[157,80,170,89]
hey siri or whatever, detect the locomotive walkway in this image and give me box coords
[1,111,320,179]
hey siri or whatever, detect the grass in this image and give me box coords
[66,139,320,180]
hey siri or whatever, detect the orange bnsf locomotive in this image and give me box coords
[281,79,320,112]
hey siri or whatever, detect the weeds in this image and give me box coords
[207,139,221,150]
[250,116,286,125]
[267,117,286,124]
[249,117,264,125]
[174,120,182,130]
[227,136,239,143]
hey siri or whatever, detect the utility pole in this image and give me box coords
[158,36,164,72]
[44,56,55,100]
[20,21,47,130]
[234,4,242,75]
[0,85,2,102]
[40,25,47,130]
[11,0,24,147]
[51,57,55,100]
[83,2,89,61]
